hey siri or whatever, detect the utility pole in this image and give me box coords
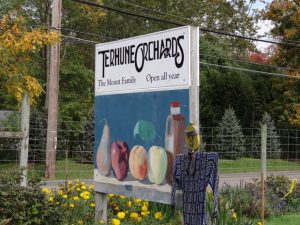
[45,0,62,179]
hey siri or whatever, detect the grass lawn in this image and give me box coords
[265,214,300,225]
[0,159,94,180]
[1,158,299,179]
[220,158,300,174]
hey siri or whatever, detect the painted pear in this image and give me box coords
[96,122,111,176]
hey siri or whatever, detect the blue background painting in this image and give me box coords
[94,89,189,168]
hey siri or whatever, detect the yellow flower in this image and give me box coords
[76,179,80,183]
[90,203,95,208]
[141,211,150,217]
[108,194,115,198]
[76,188,81,191]
[42,187,50,194]
[130,212,139,220]
[119,195,126,199]
[69,203,75,208]
[78,220,83,225]
[154,212,162,220]
[62,194,68,199]
[68,181,73,185]
[73,196,79,201]
[83,195,90,200]
[48,197,54,202]
[81,185,87,190]
[231,212,237,220]
[89,184,94,190]
[81,181,85,185]
[99,220,104,224]
[111,218,120,225]
[58,190,64,195]
[257,222,262,225]
[134,198,142,204]
[142,205,148,212]
[56,202,60,205]
[117,212,126,219]
[127,201,132,207]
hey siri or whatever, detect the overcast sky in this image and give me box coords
[251,0,273,51]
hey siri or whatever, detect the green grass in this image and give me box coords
[1,158,299,180]
[220,158,300,174]
[0,159,94,180]
[265,214,300,225]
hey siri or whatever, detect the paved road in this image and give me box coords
[43,171,300,189]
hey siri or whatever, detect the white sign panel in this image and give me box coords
[95,26,190,95]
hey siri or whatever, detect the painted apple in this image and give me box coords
[147,146,168,185]
[111,140,129,181]
[129,145,148,181]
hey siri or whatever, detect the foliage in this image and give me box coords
[220,175,300,218]
[0,14,59,105]
[206,192,257,225]
[44,180,96,225]
[215,107,245,159]
[0,172,63,225]
[263,0,300,127]
[253,112,281,159]
[107,194,180,225]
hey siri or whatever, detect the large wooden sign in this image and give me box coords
[94,26,199,203]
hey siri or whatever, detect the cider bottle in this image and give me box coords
[165,101,186,185]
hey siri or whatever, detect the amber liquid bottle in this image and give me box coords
[165,102,186,185]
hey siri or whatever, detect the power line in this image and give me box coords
[61,34,98,44]
[70,0,300,49]
[200,53,300,72]
[200,62,300,79]
[116,0,190,22]
[59,27,117,41]
[71,0,182,26]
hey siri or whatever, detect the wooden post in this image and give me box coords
[20,94,30,187]
[45,0,61,179]
[189,26,200,128]
[95,192,108,224]
[260,124,267,225]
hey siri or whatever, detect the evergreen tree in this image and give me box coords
[253,112,281,159]
[215,107,245,159]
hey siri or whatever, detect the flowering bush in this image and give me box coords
[43,180,96,225]
[106,194,180,225]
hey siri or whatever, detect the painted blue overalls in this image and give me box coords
[171,152,219,225]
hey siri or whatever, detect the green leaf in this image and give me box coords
[134,120,156,142]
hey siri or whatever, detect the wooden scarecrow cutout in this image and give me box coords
[171,123,219,225]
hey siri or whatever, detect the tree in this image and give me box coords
[0,14,59,106]
[253,112,281,159]
[263,0,300,127]
[215,107,245,159]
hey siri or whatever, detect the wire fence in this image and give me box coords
[1,117,300,180]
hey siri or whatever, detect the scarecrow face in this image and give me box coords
[185,123,201,152]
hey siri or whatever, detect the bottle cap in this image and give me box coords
[170,102,180,107]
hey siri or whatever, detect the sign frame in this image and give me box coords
[94,26,199,224]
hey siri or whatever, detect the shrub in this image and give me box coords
[220,175,300,218]
[0,172,63,225]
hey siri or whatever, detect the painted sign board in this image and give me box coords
[94,26,199,203]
